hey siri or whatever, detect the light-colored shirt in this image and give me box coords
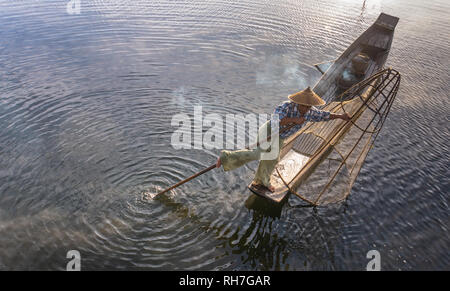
[270,101,331,139]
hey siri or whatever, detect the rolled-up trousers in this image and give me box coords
[219,121,284,187]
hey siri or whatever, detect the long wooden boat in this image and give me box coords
[248,13,400,204]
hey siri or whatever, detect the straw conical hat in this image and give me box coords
[288,87,326,106]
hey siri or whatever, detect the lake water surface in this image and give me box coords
[0,0,448,270]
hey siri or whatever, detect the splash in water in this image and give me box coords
[141,185,164,201]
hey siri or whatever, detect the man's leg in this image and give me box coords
[217,120,282,191]
[217,121,271,171]
[219,147,261,171]
[253,137,283,189]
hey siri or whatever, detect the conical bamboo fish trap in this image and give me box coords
[254,68,401,205]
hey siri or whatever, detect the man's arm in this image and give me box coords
[330,113,351,121]
[280,112,349,127]
[307,107,351,122]
[280,116,305,126]
[271,102,304,129]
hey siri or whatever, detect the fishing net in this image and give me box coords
[275,68,401,206]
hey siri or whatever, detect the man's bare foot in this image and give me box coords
[216,157,221,168]
[251,182,275,192]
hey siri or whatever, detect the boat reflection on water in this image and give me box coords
[244,194,287,219]
[236,193,349,270]
[244,192,314,219]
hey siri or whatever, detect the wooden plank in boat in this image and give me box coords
[314,60,335,75]
[248,150,310,203]
[248,181,287,203]
[364,27,393,50]
[362,43,387,59]
[377,33,391,50]
[375,13,399,31]
[324,83,337,98]
[366,35,385,50]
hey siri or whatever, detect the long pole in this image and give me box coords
[154,164,217,197]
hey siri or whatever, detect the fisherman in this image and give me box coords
[215,87,351,192]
